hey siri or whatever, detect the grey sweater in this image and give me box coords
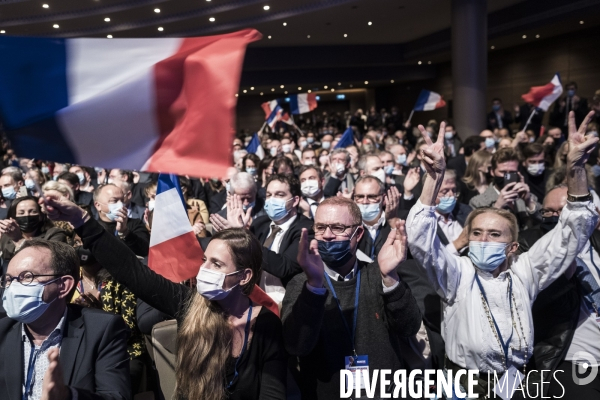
[282,260,422,399]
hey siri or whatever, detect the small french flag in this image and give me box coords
[413,89,446,111]
[521,73,563,112]
[245,133,265,159]
[289,93,318,115]
[261,100,292,129]
[149,174,204,282]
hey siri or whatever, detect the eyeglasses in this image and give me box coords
[353,194,383,203]
[540,209,561,218]
[313,223,358,236]
[0,271,62,288]
[438,189,460,198]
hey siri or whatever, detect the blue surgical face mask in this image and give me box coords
[567,89,575,97]
[104,201,124,222]
[357,202,381,222]
[468,241,510,272]
[492,104,501,112]
[246,167,257,176]
[317,228,358,269]
[307,137,315,144]
[485,137,496,148]
[270,147,278,157]
[76,172,85,184]
[25,179,36,190]
[243,201,255,212]
[444,131,454,140]
[264,197,292,222]
[436,196,456,214]
[396,154,407,166]
[384,165,395,175]
[2,278,60,324]
[2,186,16,200]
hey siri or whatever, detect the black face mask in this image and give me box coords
[76,246,97,266]
[493,175,505,190]
[15,215,43,234]
[540,216,559,232]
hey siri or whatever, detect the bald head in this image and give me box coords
[543,186,568,213]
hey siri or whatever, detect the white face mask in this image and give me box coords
[147,199,156,211]
[196,267,243,301]
[371,169,386,183]
[301,179,321,197]
[527,163,545,176]
[282,144,291,153]
[335,163,346,175]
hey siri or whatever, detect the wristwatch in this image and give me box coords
[567,192,593,202]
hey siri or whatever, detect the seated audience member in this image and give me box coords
[282,196,421,399]
[301,148,318,166]
[93,184,150,257]
[116,180,146,220]
[273,156,294,177]
[69,165,95,192]
[460,150,492,204]
[447,136,486,181]
[298,165,326,219]
[0,239,130,399]
[24,169,46,198]
[44,197,287,400]
[323,148,355,197]
[108,168,147,211]
[269,139,283,157]
[479,129,497,153]
[356,154,387,184]
[0,171,24,207]
[469,147,540,230]
[389,144,411,175]
[520,142,551,201]
[0,196,67,271]
[58,171,96,218]
[354,176,401,259]
[208,167,239,214]
[443,123,463,158]
[407,113,598,397]
[241,153,260,178]
[519,185,600,396]
[212,172,265,221]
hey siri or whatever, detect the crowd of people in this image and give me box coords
[0,83,600,400]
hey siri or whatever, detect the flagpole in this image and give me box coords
[257,121,268,136]
[406,109,415,125]
[522,108,537,132]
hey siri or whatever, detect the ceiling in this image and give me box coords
[1,0,599,93]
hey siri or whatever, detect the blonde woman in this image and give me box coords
[44,192,286,400]
[461,150,492,204]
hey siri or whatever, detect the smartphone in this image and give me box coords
[503,172,520,188]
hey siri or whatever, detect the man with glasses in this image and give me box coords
[0,239,130,399]
[281,196,421,399]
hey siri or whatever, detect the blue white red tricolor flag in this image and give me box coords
[0,29,260,178]
[245,133,265,159]
[413,89,446,111]
[149,174,203,282]
[261,100,292,129]
[334,127,354,149]
[289,93,318,115]
[521,73,563,112]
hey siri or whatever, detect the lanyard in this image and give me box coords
[324,268,361,356]
[226,300,253,389]
[474,273,514,364]
[370,230,380,259]
[23,342,38,400]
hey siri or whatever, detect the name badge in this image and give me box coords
[345,355,369,391]
[494,366,524,400]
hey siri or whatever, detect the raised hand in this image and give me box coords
[567,110,599,167]
[114,206,129,235]
[192,220,206,236]
[494,182,519,209]
[384,186,400,224]
[41,191,88,228]
[417,121,446,179]
[377,220,408,287]
[40,348,70,400]
[403,167,421,196]
[226,194,252,229]
[209,213,231,232]
[0,218,22,242]
[297,228,324,288]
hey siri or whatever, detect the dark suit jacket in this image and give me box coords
[358,220,392,260]
[516,104,545,136]
[0,304,130,400]
[209,189,227,214]
[75,191,98,220]
[447,155,467,181]
[487,110,513,130]
[435,203,472,246]
[127,202,146,220]
[250,214,314,286]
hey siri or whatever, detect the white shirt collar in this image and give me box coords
[363,213,386,232]
[324,260,358,281]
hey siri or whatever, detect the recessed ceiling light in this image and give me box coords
[154,8,160,13]
[535,34,540,38]
[522,34,527,39]
[331,88,335,92]
[268,35,272,39]
[280,85,284,88]
[298,87,302,90]
[243,90,247,93]
[344,34,348,37]
[235,94,238,97]
[490,45,495,49]
[42,4,49,8]
[285,91,288,94]
[104,18,111,22]
[271,88,275,91]
[0,30,5,34]
[390,79,394,83]
[428,61,432,64]
[307,35,311,39]
[368,21,372,26]
[307,90,311,93]
[349,84,353,88]
[580,20,584,24]
[418,61,422,65]
[250,87,255,90]
[209,17,215,22]
[283,22,287,26]
[338,82,341,85]
[364,81,368,84]
[107,34,113,38]
[263,5,270,10]
[260,92,264,96]
[158,27,164,31]
[53,24,59,29]
[324,85,328,89]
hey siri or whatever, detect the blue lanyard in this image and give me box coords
[474,273,514,365]
[324,268,361,356]
[23,342,38,400]
[226,300,253,389]
[370,230,381,259]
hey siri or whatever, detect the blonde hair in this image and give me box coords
[465,207,518,242]
[42,180,74,200]
[462,150,492,190]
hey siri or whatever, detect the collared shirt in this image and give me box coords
[363,214,386,241]
[260,215,298,307]
[22,310,68,400]
[306,195,324,219]
[435,210,463,255]
[407,199,598,373]
[495,112,504,128]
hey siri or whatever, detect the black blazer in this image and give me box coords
[358,221,392,260]
[0,305,131,400]
[486,110,513,130]
[250,214,314,286]
[435,203,472,246]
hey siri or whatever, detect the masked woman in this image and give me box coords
[406,112,599,398]
[0,196,67,270]
[43,192,286,400]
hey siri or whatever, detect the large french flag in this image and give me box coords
[245,133,265,159]
[149,174,203,282]
[289,93,318,115]
[521,73,563,112]
[0,30,260,178]
[413,89,446,111]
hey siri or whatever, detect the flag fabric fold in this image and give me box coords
[245,133,265,159]
[413,89,446,111]
[0,29,261,178]
[289,93,318,115]
[334,127,354,149]
[148,173,204,282]
[521,73,563,112]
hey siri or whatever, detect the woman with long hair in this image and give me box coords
[43,192,286,400]
[461,150,493,204]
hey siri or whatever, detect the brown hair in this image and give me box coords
[491,147,520,172]
[175,228,262,400]
[462,150,492,190]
